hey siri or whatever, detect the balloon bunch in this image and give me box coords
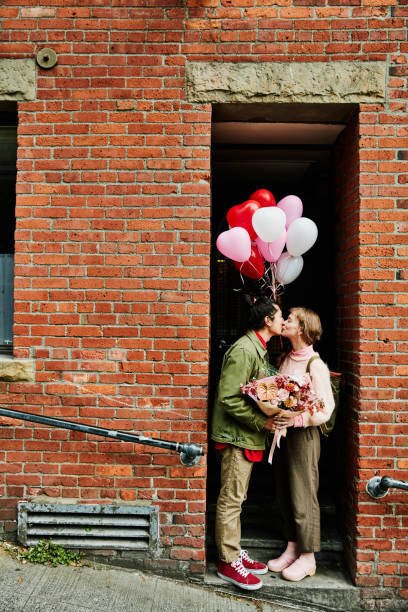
[216,189,318,300]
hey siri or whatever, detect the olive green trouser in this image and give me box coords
[274,426,321,552]
[215,445,253,563]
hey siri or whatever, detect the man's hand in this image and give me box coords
[263,416,279,432]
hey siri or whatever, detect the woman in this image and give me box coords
[267,307,335,582]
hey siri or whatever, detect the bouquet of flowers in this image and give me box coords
[241,373,324,418]
[241,373,324,465]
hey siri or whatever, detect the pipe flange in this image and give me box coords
[366,476,388,499]
[180,451,201,466]
[36,48,58,70]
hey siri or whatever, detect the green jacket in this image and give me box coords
[211,331,272,450]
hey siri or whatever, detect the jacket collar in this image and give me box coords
[246,330,268,358]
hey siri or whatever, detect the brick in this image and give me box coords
[0,1,407,587]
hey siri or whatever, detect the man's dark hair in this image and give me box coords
[244,295,279,330]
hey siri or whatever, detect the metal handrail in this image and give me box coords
[0,407,204,466]
[366,475,408,499]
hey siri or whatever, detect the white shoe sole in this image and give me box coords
[217,571,263,591]
[246,566,268,575]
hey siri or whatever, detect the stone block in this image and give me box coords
[0,59,36,101]
[0,357,34,382]
[186,61,386,104]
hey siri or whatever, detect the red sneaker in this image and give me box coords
[217,558,263,591]
[240,549,268,575]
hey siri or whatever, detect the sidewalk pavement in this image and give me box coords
[0,547,302,612]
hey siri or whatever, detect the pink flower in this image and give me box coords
[277,388,289,402]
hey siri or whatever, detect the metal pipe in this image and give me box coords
[0,407,204,466]
[366,475,408,499]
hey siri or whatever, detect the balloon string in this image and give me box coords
[246,260,259,274]
[256,261,284,303]
[261,263,272,293]
[238,259,260,277]
[235,259,284,303]
[238,263,246,287]
[270,263,277,302]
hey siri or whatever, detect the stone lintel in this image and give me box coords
[0,357,35,382]
[186,61,386,104]
[0,59,36,101]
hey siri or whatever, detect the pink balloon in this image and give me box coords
[216,227,251,262]
[277,195,303,228]
[256,230,287,263]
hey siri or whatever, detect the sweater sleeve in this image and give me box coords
[302,358,335,428]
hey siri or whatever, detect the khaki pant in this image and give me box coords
[274,426,321,552]
[215,445,253,563]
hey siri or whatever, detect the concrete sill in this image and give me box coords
[206,563,360,612]
[0,356,34,382]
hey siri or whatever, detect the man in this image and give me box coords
[211,297,283,590]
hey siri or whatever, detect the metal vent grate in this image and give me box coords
[17,502,158,551]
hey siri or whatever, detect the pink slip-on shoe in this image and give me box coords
[281,557,316,582]
[217,559,263,591]
[267,552,297,573]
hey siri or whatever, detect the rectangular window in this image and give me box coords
[0,109,17,354]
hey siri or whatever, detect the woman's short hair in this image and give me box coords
[245,295,279,331]
[290,307,322,345]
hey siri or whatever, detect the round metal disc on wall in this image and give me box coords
[36,48,58,70]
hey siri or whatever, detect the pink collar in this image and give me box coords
[289,345,315,360]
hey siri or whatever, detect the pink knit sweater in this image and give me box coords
[279,350,335,428]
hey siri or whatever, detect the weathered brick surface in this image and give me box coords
[0,1,406,605]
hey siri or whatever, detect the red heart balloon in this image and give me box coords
[250,189,276,208]
[226,200,261,240]
[234,245,265,280]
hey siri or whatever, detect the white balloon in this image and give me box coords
[252,207,286,243]
[286,217,318,257]
[276,252,304,285]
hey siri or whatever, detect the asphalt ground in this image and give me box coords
[0,545,304,612]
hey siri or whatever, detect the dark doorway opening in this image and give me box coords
[0,103,17,354]
[207,103,356,565]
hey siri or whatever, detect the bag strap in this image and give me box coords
[306,354,321,374]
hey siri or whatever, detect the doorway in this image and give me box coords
[207,103,357,562]
[0,104,17,354]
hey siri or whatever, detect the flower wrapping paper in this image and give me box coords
[241,373,324,464]
[241,373,324,417]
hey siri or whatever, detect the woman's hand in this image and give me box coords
[272,409,298,429]
[264,409,306,431]
[264,411,295,431]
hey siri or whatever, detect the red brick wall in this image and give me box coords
[0,0,406,601]
[356,101,407,604]
[335,110,361,580]
[336,99,407,609]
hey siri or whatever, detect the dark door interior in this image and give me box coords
[0,104,17,353]
[207,103,354,556]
